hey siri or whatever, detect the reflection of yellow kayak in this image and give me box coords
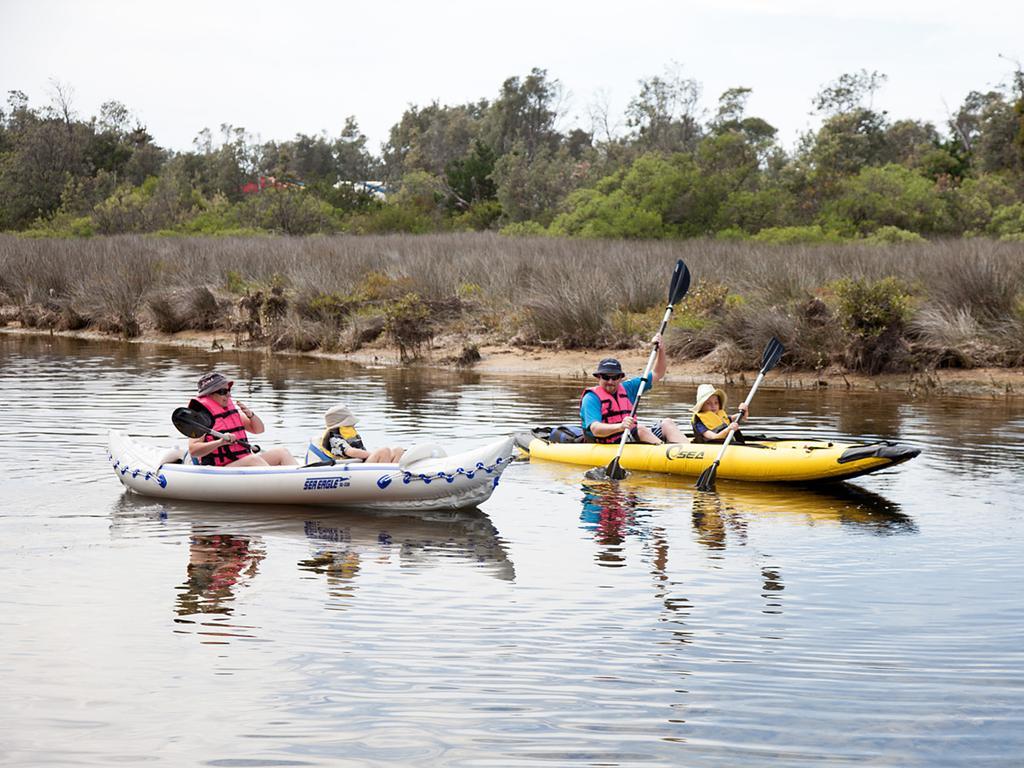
[516,431,920,484]
[530,456,916,534]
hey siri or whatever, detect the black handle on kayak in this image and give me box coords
[171,407,261,453]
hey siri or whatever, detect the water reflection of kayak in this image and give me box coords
[111,495,515,581]
[516,429,920,484]
[532,459,916,535]
[108,430,515,512]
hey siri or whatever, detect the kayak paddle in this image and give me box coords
[695,336,784,492]
[585,259,691,482]
[171,407,261,453]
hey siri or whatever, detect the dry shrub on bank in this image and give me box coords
[147,286,228,333]
[523,262,613,348]
[270,316,323,352]
[908,305,1003,368]
[342,314,386,352]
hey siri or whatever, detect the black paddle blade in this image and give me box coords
[760,337,785,374]
[584,458,630,482]
[669,260,691,304]
[695,461,719,492]
[171,407,213,438]
[606,456,629,481]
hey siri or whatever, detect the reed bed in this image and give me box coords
[1,233,1021,372]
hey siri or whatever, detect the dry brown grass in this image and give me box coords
[1,233,1022,370]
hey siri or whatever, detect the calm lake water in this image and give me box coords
[2,333,1023,767]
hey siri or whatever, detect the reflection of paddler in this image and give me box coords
[176,533,265,616]
[581,482,641,548]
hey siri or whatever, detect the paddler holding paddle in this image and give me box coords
[580,333,687,446]
[183,372,297,467]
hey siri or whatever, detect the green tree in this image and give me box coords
[482,68,562,160]
[625,65,702,153]
[821,164,948,235]
[813,70,888,116]
[382,100,487,181]
[444,140,497,210]
[492,142,579,224]
[0,90,91,228]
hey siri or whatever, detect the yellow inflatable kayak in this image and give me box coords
[516,430,920,484]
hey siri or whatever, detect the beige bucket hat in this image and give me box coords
[691,383,727,414]
[324,404,358,428]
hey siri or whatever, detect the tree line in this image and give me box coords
[2,66,1024,241]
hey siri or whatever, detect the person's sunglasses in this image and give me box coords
[598,374,623,381]
[213,387,231,395]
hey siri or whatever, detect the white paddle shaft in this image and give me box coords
[612,303,674,455]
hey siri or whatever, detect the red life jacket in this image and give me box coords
[581,385,635,444]
[189,395,251,466]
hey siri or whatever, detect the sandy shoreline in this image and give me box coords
[4,325,1023,399]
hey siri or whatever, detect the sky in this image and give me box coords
[1,0,1022,156]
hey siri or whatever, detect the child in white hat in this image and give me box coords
[308,404,405,464]
[690,384,748,444]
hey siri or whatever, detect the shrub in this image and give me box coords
[523,270,613,348]
[548,188,665,239]
[714,227,749,241]
[347,204,435,234]
[752,225,844,245]
[833,276,910,337]
[990,203,1024,238]
[832,276,912,373]
[299,292,352,324]
[385,292,433,361]
[863,226,926,244]
[353,271,415,302]
[342,313,386,352]
[148,294,188,333]
[908,304,1000,368]
[451,200,503,231]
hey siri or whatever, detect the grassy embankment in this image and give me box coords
[1,233,1022,376]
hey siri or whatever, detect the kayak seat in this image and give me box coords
[158,445,189,465]
[399,443,448,469]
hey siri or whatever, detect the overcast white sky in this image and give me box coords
[2,0,1022,155]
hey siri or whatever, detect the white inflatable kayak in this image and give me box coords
[108,430,516,511]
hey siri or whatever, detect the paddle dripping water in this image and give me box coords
[2,333,1024,767]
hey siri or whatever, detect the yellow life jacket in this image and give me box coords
[320,425,366,459]
[691,409,744,443]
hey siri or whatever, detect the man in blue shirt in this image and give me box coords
[579,333,686,444]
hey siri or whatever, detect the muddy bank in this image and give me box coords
[4,324,1022,400]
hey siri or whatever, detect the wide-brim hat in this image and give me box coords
[324,404,358,428]
[691,383,727,414]
[197,372,234,396]
[592,358,625,377]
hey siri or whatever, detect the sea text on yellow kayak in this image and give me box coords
[665,447,707,461]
